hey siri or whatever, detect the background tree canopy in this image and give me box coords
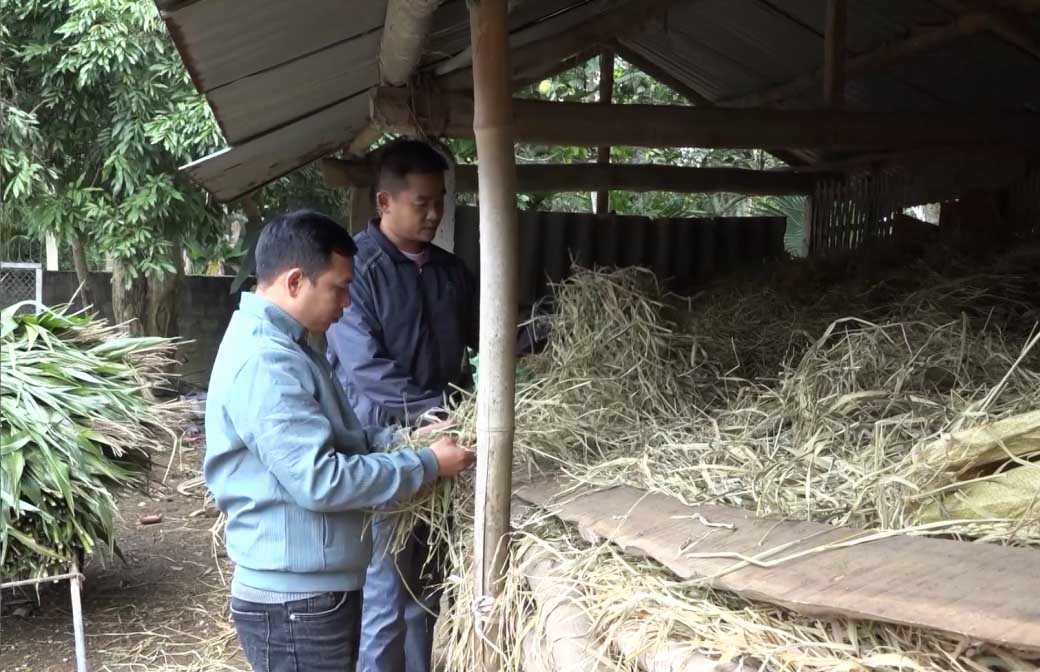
[0,0,345,333]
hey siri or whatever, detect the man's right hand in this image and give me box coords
[429,436,476,477]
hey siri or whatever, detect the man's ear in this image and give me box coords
[376,190,392,214]
[285,268,305,297]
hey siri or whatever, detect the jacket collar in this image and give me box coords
[239,292,307,344]
[367,218,444,265]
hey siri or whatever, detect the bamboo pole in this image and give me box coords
[469,0,519,668]
[70,563,90,672]
[824,0,847,108]
[595,49,615,214]
[378,0,441,85]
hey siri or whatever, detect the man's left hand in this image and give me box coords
[415,418,455,437]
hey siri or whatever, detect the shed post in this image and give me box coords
[594,49,615,214]
[824,0,847,108]
[468,0,520,668]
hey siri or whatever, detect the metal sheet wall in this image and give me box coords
[1007,167,1040,236]
[453,206,786,307]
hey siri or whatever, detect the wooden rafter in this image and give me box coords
[438,0,679,90]
[321,157,817,195]
[613,42,813,166]
[371,86,1040,150]
[720,2,1040,107]
[934,0,1040,62]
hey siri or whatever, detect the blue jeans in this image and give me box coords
[358,516,441,672]
[231,591,363,672]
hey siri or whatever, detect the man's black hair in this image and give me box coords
[255,209,357,283]
[376,138,449,195]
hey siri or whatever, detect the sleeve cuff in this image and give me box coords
[368,426,404,453]
[418,447,440,484]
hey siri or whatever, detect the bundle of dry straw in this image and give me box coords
[392,244,1040,671]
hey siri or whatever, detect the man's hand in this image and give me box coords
[429,436,476,477]
[415,418,455,438]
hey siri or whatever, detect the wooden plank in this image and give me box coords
[160,0,386,92]
[207,31,380,144]
[182,92,370,202]
[372,87,1040,150]
[321,158,816,195]
[514,478,1040,652]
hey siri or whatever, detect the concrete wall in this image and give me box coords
[43,271,241,388]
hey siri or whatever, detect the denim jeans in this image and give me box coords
[231,591,363,672]
[358,516,442,672]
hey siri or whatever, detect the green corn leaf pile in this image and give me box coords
[1,301,195,580]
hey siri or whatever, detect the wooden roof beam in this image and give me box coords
[371,86,1040,150]
[379,0,442,85]
[321,157,817,195]
[613,42,813,166]
[934,0,1040,62]
[720,3,1040,108]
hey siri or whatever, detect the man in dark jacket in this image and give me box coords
[326,139,476,672]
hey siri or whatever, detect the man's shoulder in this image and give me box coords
[352,230,386,275]
[213,317,310,381]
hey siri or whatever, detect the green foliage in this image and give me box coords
[1,0,224,278]
[0,0,346,279]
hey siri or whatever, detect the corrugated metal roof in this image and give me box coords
[624,0,1040,113]
[160,0,1040,202]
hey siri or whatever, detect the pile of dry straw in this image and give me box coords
[391,241,1040,672]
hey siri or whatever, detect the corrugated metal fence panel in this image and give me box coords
[454,206,786,306]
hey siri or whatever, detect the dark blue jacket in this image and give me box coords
[326,220,477,427]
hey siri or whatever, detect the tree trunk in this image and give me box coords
[146,242,183,338]
[111,242,184,338]
[69,233,95,311]
[111,261,148,336]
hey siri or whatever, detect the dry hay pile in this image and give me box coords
[686,239,1040,380]
[393,245,1040,671]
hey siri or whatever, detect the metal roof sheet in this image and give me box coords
[160,0,1040,202]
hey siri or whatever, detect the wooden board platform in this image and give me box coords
[514,478,1040,652]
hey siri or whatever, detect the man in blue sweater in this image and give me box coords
[326,140,476,672]
[204,210,474,672]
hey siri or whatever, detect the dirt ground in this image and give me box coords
[0,439,247,672]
